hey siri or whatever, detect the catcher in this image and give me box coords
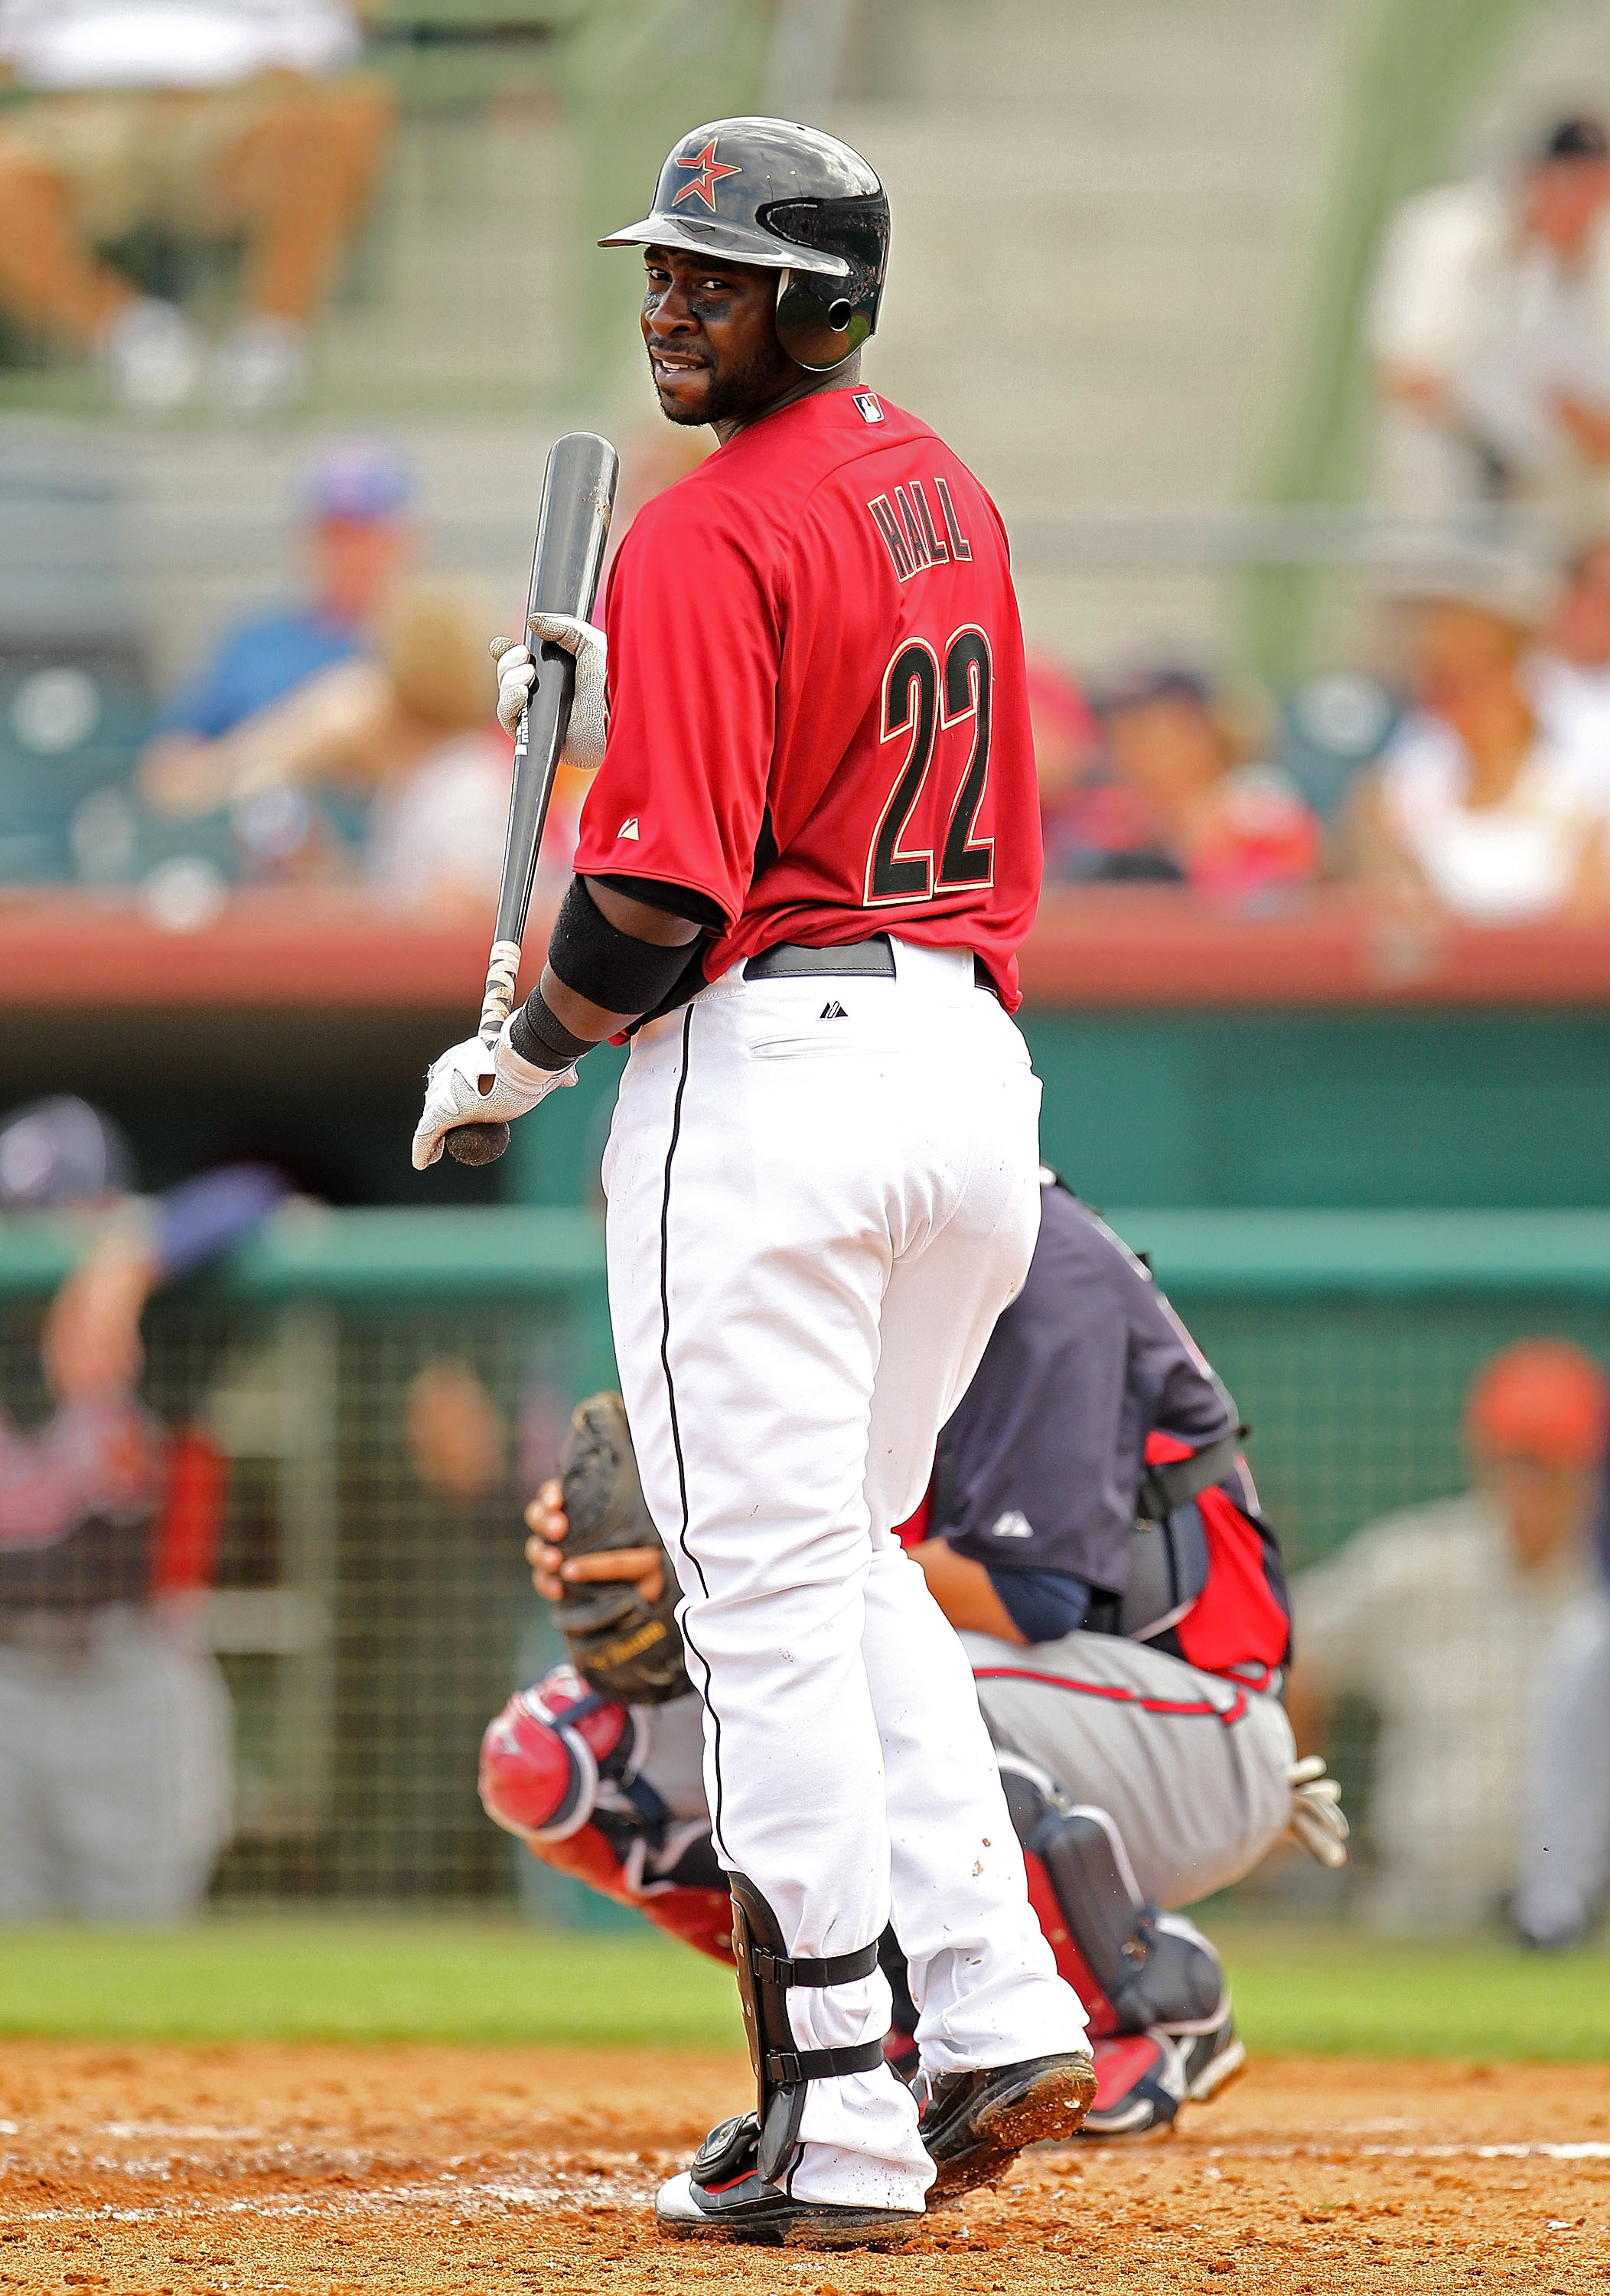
[481,1176,1348,2143]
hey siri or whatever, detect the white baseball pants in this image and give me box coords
[601,941,1088,2209]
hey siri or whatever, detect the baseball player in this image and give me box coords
[0,1097,288,1918]
[484,1176,1347,2140]
[414,118,1093,2243]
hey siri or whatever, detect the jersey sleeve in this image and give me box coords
[573,491,779,923]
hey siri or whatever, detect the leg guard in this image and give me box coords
[876,1925,920,2083]
[712,1872,888,2189]
[999,1763,1226,2037]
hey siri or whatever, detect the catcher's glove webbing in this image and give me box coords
[556,1391,689,1704]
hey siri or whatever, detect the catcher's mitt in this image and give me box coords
[555,1391,689,1704]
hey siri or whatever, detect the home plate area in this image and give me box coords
[2,2046,1606,2294]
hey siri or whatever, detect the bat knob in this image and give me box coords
[445,1120,510,1166]
[489,634,517,660]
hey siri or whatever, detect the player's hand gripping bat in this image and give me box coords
[442,431,619,1166]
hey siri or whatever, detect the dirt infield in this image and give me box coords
[2,2043,1607,2294]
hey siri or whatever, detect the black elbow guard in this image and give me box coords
[547,876,706,1015]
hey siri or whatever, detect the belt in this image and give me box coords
[745,936,996,993]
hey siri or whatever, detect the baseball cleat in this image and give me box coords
[917,2048,1097,2202]
[1078,2015,1246,2141]
[1179,2012,1247,2105]
[653,2113,924,2249]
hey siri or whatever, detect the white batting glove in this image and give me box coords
[495,643,535,739]
[527,611,608,772]
[1286,1755,1349,1869]
[412,1019,576,1171]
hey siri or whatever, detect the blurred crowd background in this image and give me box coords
[4,0,1610,1948]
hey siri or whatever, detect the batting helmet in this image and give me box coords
[601,116,890,374]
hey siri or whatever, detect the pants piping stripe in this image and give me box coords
[973,1665,1249,1730]
[657,1004,729,1858]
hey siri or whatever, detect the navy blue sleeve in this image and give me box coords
[150,1166,290,1283]
[937,1186,1235,1593]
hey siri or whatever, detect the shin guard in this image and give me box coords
[999,1764,1226,2037]
[727,1872,888,2186]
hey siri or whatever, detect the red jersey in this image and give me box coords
[572,389,1042,1007]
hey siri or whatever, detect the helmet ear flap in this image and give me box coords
[775,267,872,373]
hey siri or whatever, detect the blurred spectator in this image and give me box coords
[0,0,391,412]
[402,1360,506,1502]
[138,435,413,822]
[1346,569,1610,921]
[1286,1339,1606,1930]
[1025,654,1101,882]
[1514,1470,1610,1949]
[0,1095,288,1920]
[1532,533,1610,777]
[144,578,511,912]
[1065,666,1318,901]
[1367,118,1610,514]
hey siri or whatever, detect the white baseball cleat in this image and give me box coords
[653,2115,923,2249]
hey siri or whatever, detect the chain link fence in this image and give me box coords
[2,1206,1606,1912]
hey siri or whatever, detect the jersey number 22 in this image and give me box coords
[865,626,994,905]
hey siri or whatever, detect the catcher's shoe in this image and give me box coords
[917,2048,1097,2202]
[1079,2015,1246,2141]
[1179,2011,1247,2105]
[653,2113,924,2249]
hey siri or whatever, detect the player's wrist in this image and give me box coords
[507,990,592,1072]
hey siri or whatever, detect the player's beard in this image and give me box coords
[652,338,794,427]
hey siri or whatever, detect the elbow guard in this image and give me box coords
[477,1662,642,1843]
[545,875,705,1017]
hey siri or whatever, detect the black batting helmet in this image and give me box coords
[601,116,890,375]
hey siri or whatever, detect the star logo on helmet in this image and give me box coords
[671,138,741,211]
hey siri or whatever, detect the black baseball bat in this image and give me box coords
[442,429,619,1166]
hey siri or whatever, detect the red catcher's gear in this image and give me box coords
[477,1665,634,1841]
[479,1666,735,1965]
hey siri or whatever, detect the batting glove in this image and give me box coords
[412,1019,576,1171]
[1286,1755,1349,1869]
[495,643,536,739]
[527,611,608,772]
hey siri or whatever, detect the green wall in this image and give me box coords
[498,1009,1610,1214]
[1023,1009,1610,1212]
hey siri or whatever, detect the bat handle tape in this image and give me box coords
[477,938,524,1045]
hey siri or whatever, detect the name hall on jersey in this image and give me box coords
[865,476,974,582]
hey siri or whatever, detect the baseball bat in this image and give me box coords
[442,429,620,1166]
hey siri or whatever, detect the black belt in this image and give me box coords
[745,936,996,993]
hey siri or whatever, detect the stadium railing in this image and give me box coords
[3,1203,1607,1907]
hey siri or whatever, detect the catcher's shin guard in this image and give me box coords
[728,1873,888,2186]
[999,1763,1226,2037]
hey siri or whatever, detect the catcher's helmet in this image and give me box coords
[601,116,889,374]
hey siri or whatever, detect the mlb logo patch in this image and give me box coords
[852,392,885,424]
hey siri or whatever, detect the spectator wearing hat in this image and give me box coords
[1070,665,1319,902]
[0,1097,288,1921]
[1285,1340,1607,1931]
[0,0,392,413]
[137,435,414,826]
[1367,118,1610,514]
[136,576,518,912]
[1346,570,1610,921]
